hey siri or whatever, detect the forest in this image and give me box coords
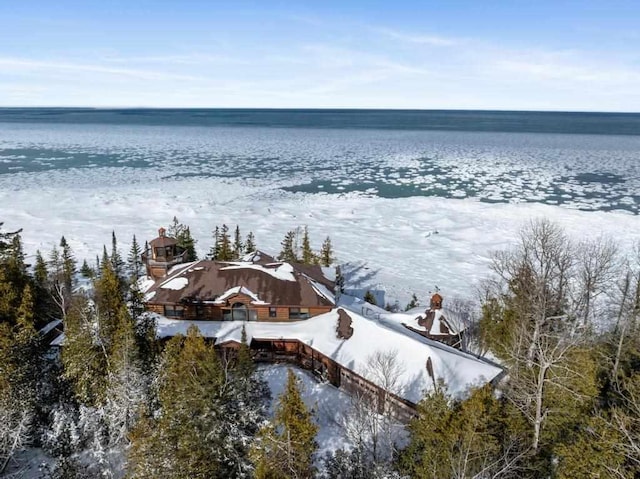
[0,218,639,478]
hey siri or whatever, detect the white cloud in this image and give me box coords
[376,27,459,46]
[0,57,207,82]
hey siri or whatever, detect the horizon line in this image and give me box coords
[1,106,640,115]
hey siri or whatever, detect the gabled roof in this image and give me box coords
[151,306,503,404]
[145,258,335,307]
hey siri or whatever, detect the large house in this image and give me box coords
[141,228,503,419]
[142,232,335,322]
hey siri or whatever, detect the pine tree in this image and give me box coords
[233,225,244,260]
[128,326,235,477]
[34,250,48,287]
[94,259,124,350]
[33,250,54,319]
[236,325,254,381]
[0,234,29,324]
[278,230,298,263]
[179,226,198,262]
[245,231,257,254]
[0,284,40,475]
[80,259,93,278]
[405,293,419,311]
[110,231,125,282]
[301,226,316,265]
[60,236,76,292]
[168,216,198,261]
[0,222,22,258]
[208,226,221,260]
[253,369,318,478]
[399,385,502,479]
[61,295,108,405]
[127,234,142,280]
[364,290,377,306]
[218,224,233,261]
[319,236,334,267]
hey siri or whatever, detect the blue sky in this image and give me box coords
[1,0,639,111]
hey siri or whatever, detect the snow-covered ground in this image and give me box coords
[261,364,406,462]
[2,177,638,306]
[261,364,355,456]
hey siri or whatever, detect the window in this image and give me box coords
[289,307,310,320]
[269,307,277,318]
[164,305,185,318]
[195,304,205,319]
[223,303,250,321]
[155,247,165,258]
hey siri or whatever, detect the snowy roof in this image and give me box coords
[145,259,335,307]
[152,306,502,404]
[405,308,466,336]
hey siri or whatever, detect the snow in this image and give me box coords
[307,277,336,305]
[214,285,267,305]
[136,276,156,293]
[152,304,502,403]
[220,261,296,282]
[38,319,62,336]
[397,309,464,335]
[159,276,188,290]
[261,364,354,456]
[3,176,638,308]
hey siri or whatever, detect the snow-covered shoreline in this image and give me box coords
[3,177,638,305]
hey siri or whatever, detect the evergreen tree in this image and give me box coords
[245,231,257,254]
[301,226,316,265]
[59,236,77,293]
[364,290,377,306]
[319,236,334,267]
[278,230,298,263]
[79,259,93,279]
[127,234,143,280]
[168,216,198,261]
[253,369,318,479]
[101,245,109,272]
[110,231,125,282]
[34,250,48,287]
[103,305,148,447]
[61,295,108,405]
[405,293,419,311]
[218,224,233,261]
[48,244,70,321]
[398,385,503,479]
[179,226,198,262]
[129,325,255,478]
[94,258,124,350]
[208,226,221,260]
[0,233,28,324]
[33,250,54,319]
[0,222,22,258]
[233,225,244,260]
[0,281,41,474]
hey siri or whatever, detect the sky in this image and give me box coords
[0,0,639,111]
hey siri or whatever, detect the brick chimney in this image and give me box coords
[430,293,443,310]
[158,227,166,238]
